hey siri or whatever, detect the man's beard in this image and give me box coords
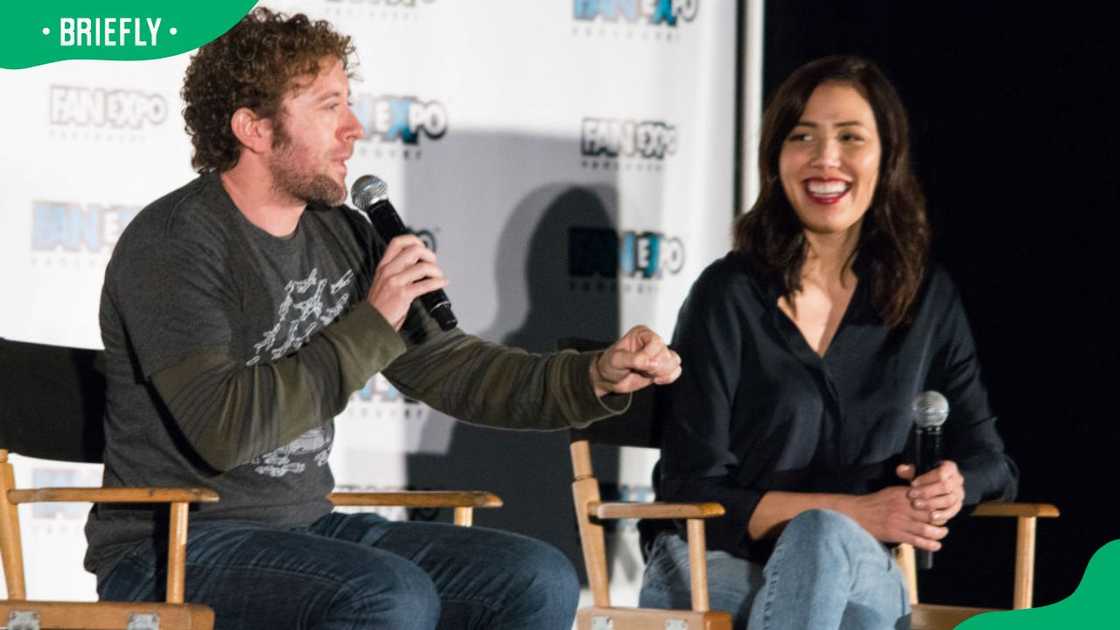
[268,119,345,206]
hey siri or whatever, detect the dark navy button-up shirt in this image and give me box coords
[652,251,1018,562]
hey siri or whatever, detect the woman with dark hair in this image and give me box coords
[638,55,1018,629]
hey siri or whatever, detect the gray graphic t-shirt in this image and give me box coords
[85,174,377,571]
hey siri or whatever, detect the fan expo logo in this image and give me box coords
[569,227,685,293]
[31,201,140,267]
[572,0,698,39]
[581,117,677,171]
[352,94,448,160]
[48,85,169,142]
[31,466,103,522]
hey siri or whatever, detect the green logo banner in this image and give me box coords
[1,1,259,69]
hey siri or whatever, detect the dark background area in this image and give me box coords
[763,1,1115,608]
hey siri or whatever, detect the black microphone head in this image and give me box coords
[912,391,949,429]
[351,174,388,210]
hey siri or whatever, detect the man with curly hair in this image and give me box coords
[83,8,681,629]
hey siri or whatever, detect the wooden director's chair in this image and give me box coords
[1,337,501,629]
[562,339,1060,630]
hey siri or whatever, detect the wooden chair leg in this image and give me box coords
[166,502,188,604]
[0,454,27,600]
[895,543,919,605]
[1012,516,1037,609]
[686,518,710,612]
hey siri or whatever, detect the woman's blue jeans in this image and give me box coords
[639,509,911,630]
[97,512,579,630]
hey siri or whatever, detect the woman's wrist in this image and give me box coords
[830,493,859,519]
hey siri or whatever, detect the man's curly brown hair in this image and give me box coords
[181,7,356,173]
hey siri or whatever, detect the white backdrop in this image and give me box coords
[0,0,753,610]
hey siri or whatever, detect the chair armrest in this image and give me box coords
[972,502,1060,518]
[589,501,725,520]
[967,501,1059,609]
[329,491,502,509]
[7,487,219,504]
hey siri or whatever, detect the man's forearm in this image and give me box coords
[152,303,406,470]
[384,330,628,430]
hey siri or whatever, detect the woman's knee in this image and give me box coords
[781,509,867,548]
[773,509,887,575]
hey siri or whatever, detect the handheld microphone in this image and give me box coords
[911,390,949,570]
[350,175,457,332]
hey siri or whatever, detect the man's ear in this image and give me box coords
[229,107,273,155]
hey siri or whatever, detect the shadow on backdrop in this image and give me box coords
[400,131,632,583]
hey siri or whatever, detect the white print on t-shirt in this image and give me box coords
[245,267,353,477]
[252,425,334,478]
[246,268,354,366]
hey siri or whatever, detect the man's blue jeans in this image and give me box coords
[97,512,579,629]
[639,509,911,630]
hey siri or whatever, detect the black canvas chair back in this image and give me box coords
[1,337,219,626]
[0,337,106,463]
